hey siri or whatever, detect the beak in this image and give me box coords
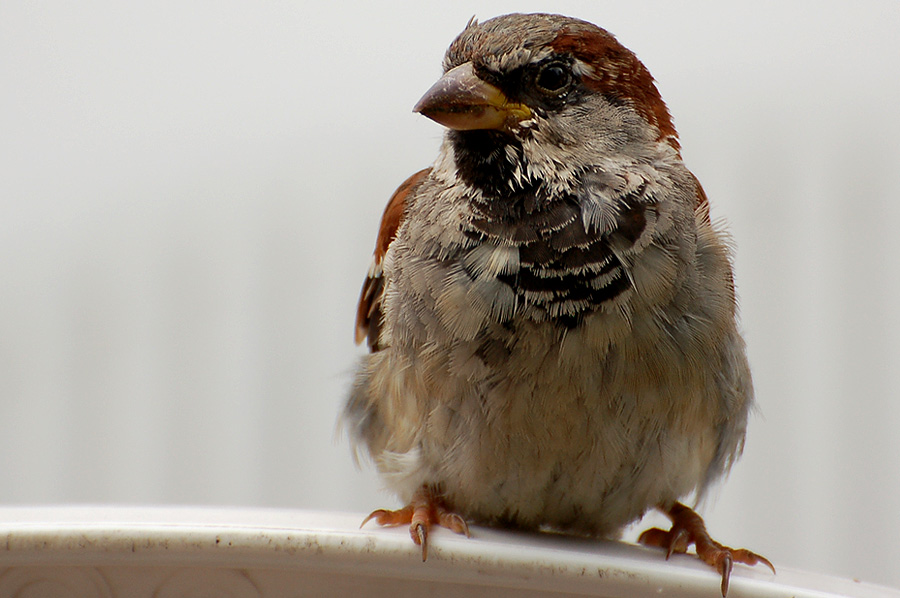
[413,62,532,131]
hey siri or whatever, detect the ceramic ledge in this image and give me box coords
[0,506,894,598]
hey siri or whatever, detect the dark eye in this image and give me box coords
[535,62,571,94]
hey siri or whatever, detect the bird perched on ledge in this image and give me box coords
[343,13,772,596]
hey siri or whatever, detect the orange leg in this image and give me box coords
[638,502,774,597]
[361,485,470,561]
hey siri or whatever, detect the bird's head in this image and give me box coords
[416,14,680,195]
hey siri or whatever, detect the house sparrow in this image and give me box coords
[344,13,772,596]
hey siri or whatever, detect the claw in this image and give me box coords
[758,554,777,575]
[360,505,413,529]
[360,485,470,561]
[441,512,471,538]
[638,502,773,597]
[667,527,689,559]
[360,512,377,529]
[411,521,428,560]
[719,552,733,597]
[360,509,384,529]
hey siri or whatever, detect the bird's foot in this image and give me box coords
[361,485,470,561]
[638,502,774,596]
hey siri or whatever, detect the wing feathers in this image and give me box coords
[354,168,432,349]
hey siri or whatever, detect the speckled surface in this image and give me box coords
[0,507,894,597]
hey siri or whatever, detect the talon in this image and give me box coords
[667,527,689,559]
[412,522,428,560]
[360,509,385,528]
[360,505,413,529]
[639,502,774,597]
[758,554,776,575]
[360,485,470,561]
[719,552,733,597]
[442,512,471,537]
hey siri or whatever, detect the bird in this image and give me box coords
[343,13,772,596]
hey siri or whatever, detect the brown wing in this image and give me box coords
[354,168,431,351]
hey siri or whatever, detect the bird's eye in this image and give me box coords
[535,62,572,94]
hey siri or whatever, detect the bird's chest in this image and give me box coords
[397,191,645,337]
[467,197,643,328]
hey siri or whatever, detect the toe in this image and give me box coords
[642,502,774,597]
[361,485,471,561]
[360,505,414,528]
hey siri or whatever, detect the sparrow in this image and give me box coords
[344,13,772,596]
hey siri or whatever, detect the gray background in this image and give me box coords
[2,0,899,589]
